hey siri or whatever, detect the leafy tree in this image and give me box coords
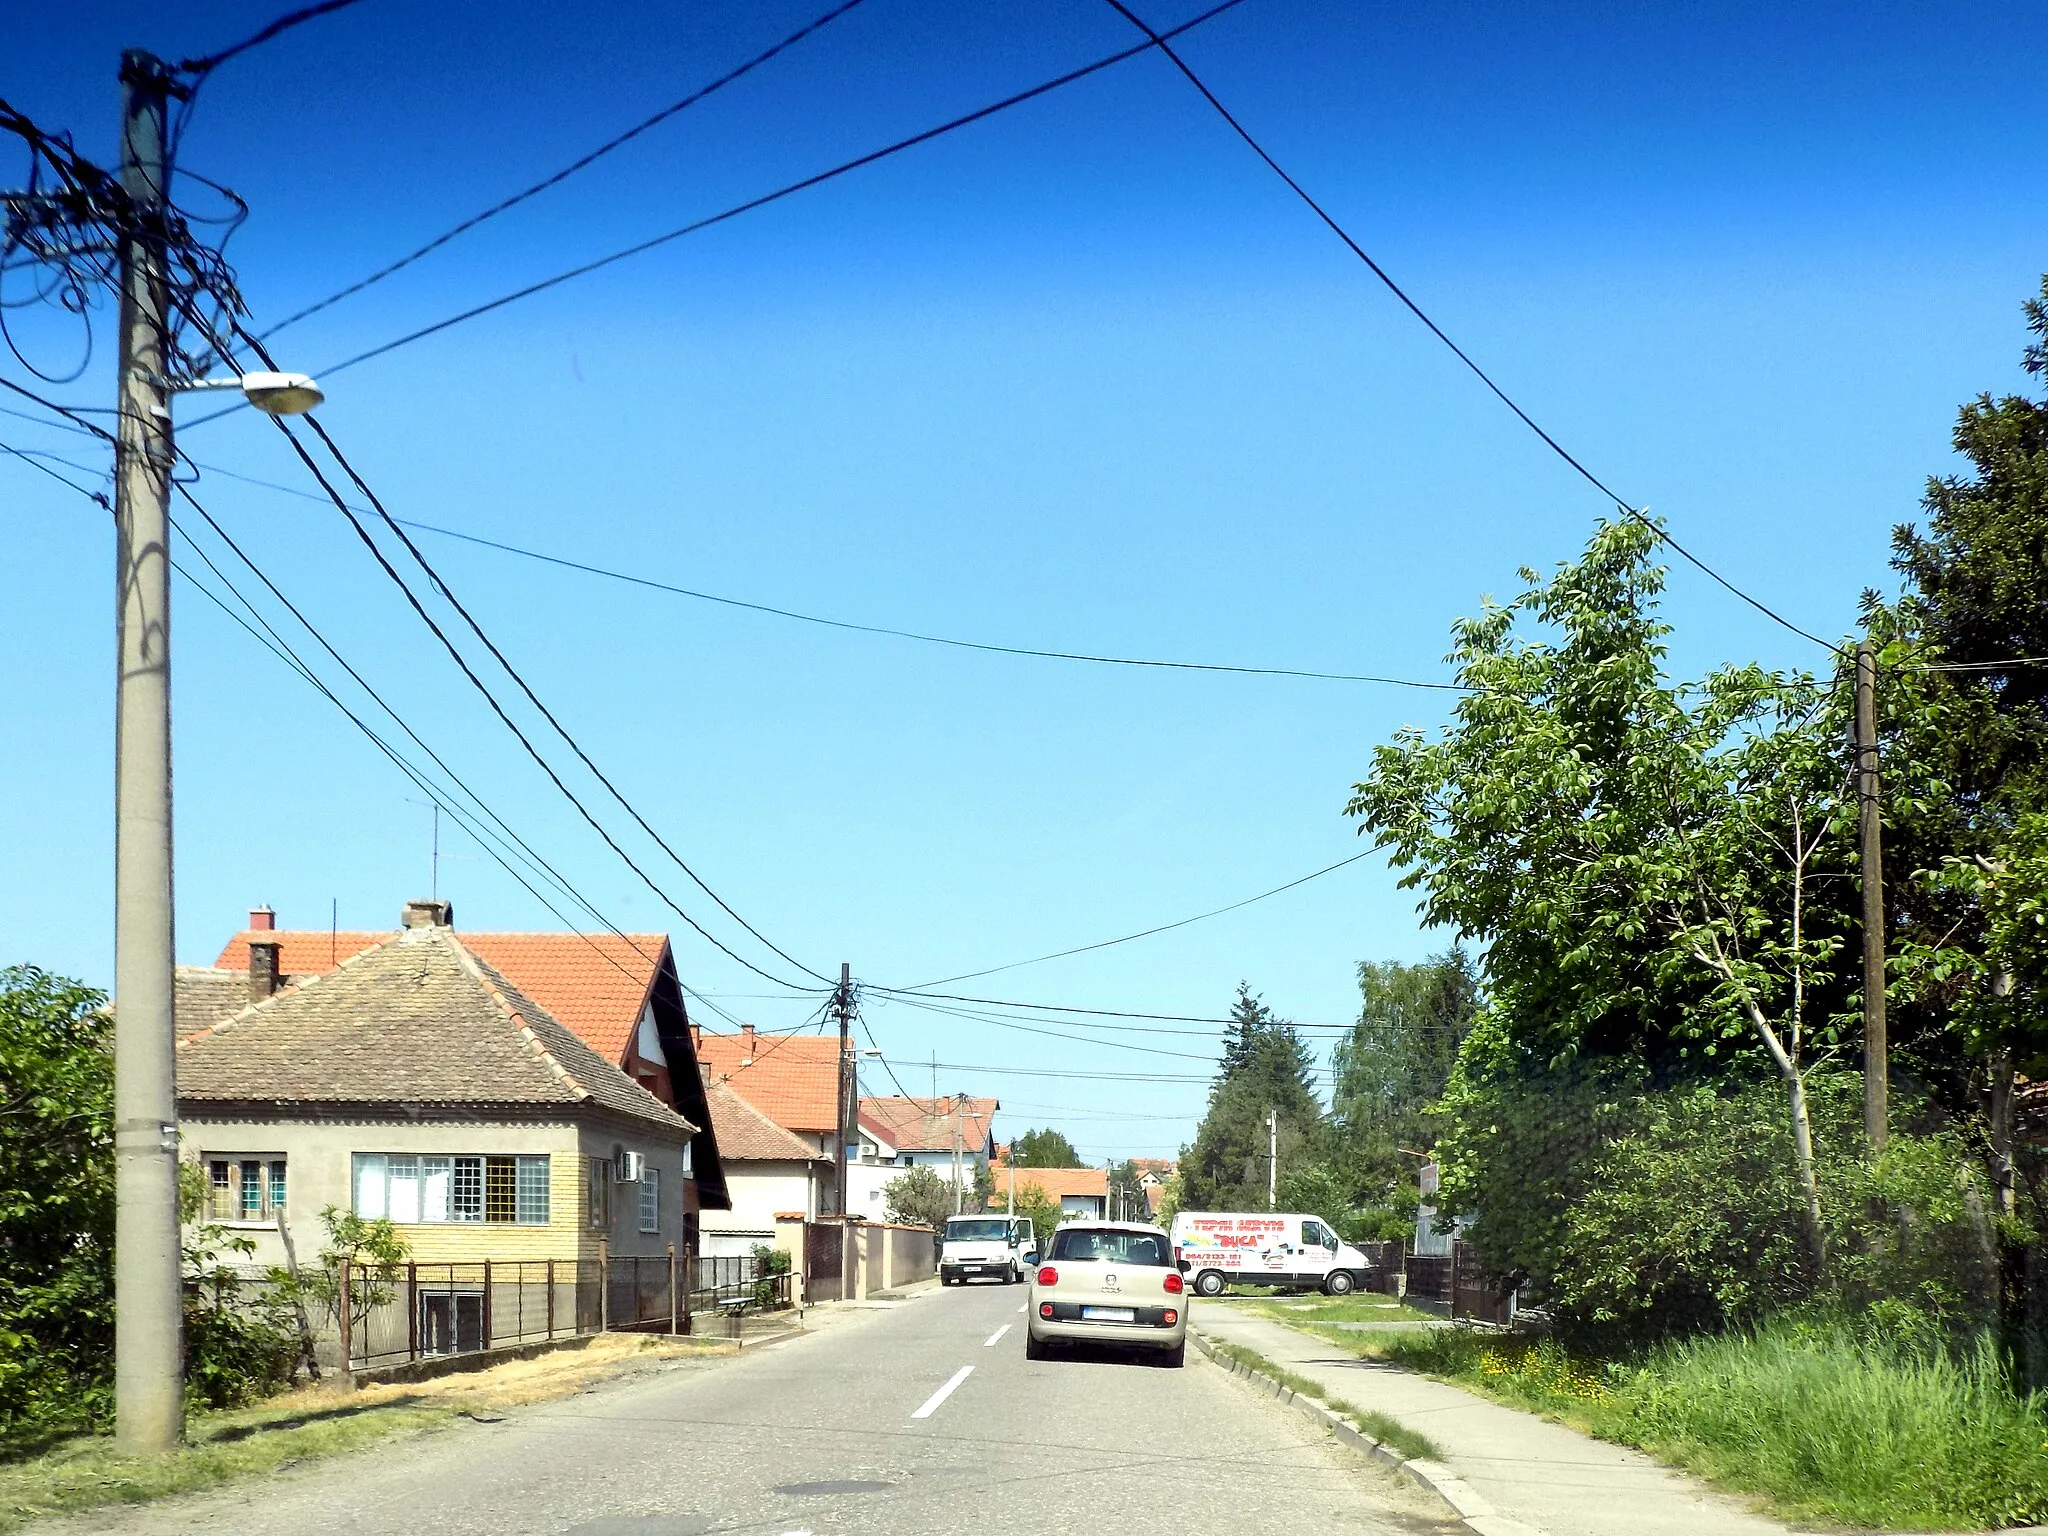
[1008,1127,1084,1167]
[1007,1179,1064,1249]
[882,1165,954,1231]
[1349,519,1861,1266]
[0,965,113,1440]
[1873,275,2048,1224]
[1328,949,1480,1222]
[1179,985,1325,1210]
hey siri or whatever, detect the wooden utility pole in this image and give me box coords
[111,48,185,1453]
[833,963,853,1297]
[1855,641,1888,1152]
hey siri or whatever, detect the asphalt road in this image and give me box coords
[67,1282,1456,1536]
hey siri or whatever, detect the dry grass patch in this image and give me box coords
[0,1333,738,1532]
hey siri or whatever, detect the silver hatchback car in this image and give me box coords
[1026,1221,1187,1366]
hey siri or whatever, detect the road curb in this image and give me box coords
[1190,1328,1541,1536]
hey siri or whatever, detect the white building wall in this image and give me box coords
[702,1160,821,1257]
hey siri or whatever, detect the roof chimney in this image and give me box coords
[248,937,282,1004]
[249,905,275,932]
[741,1022,756,1061]
[401,898,453,929]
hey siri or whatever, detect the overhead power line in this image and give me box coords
[1101,0,1840,658]
[132,457,1483,691]
[250,0,870,345]
[180,0,1248,427]
[177,0,371,78]
[886,1058,1213,1083]
[909,847,1376,987]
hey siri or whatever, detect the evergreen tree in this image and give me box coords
[1008,1127,1083,1167]
[1179,984,1325,1210]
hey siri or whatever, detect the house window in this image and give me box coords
[353,1154,549,1224]
[638,1166,661,1233]
[586,1157,610,1229]
[205,1156,286,1222]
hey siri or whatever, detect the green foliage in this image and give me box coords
[1324,948,1479,1231]
[1180,984,1325,1210]
[1007,1127,1083,1168]
[881,1165,953,1231]
[1373,1318,2048,1529]
[1349,518,1864,1260]
[264,1207,408,1355]
[0,966,113,1443]
[748,1243,792,1308]
[1006,1180,1063,1249]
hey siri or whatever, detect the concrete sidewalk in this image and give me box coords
[1194,1306,1796,1536]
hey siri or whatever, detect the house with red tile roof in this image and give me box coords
[689,1025,850,1256]
[845,1094,1001,1219]
[189,900,732,1221]
[175,906,696,1274]
[989,1159,1110,1221]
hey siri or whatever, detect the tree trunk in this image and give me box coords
[1783,1065,1827,1271]
[1989,1045,2016,1221]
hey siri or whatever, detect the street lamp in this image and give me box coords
[166,369,324,414]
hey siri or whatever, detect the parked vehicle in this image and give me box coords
[1168,1211,1373,1297]
[940,1214,1035,1285]
[1025,1221,1186,1365]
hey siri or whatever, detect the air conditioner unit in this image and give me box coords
[614,1150,646,1183]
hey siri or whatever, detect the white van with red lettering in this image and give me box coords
[1169,1211,1373,1297]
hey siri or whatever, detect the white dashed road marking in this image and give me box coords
[984,1324,1010,1346]
[911,1365,974,1420]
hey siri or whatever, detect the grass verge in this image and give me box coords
[1248,1295,1439,1326]
[1204,1336,1440,1463]
[1343,1320,2048,1531]
[0,1334,734,1533]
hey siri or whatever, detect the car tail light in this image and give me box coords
[1039,1302,1054,1319]
[1162,1308,1178,1326]
[1163,1271,1185,1295]
[1036,1266,1058,1286]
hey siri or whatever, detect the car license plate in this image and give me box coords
[1081,1306,1135,1322]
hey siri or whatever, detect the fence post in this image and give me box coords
[1449,1240,1462,1320]
[337,1256,353,1376]
[667,1244,678,1335]
[406,1261,418,1362]
[481,1258,493,1352]
[546,1258,555,1340]
[597,1238,609,1334]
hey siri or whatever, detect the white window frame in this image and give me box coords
[638,1165,661,1233]
[353,1153,550,1225]
[203,1154,287,1224]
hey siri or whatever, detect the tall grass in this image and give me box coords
[1369,1319,2048,1530]
[1615,1322,2048,1530]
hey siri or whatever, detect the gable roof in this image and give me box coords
[214,928,667,1065]
[859,1095,997,1155]
[693,1029,841,1134]
[178,926,693,1136]
[994,1164,1109,1201]
[176,968,252,1033]
[704,1079,827,1163]
[1130,1157,1177,1178]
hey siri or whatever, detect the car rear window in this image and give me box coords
[1048,1228,1170,1266]
[944,1219,1011,1241]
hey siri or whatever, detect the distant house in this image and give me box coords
[992,1161,1109,1221]
[1130,1157,1178,1219]
[692,1026,845,1256]
[858,1095,998,1193]
[696,1077,830,1258]
[197,901,731,1226]
[174,904,696,1272]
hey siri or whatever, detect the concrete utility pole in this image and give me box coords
[1855,641,1888,1152]
[833,962,852,1217]
[1267,1108,1278,1210]
[952,1094,964,1215]
[1006,1144,1014,1216]
[111,48,185,1454]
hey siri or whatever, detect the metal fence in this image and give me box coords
[1357,1239,1404,1295]
[331,1251,792,1370]
[1401,1240,1515,1323]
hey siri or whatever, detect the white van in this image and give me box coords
[940,1214,1036,1285]
[1169,1211,1374,1297]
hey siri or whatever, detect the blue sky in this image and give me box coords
[4,0,2044,1161]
